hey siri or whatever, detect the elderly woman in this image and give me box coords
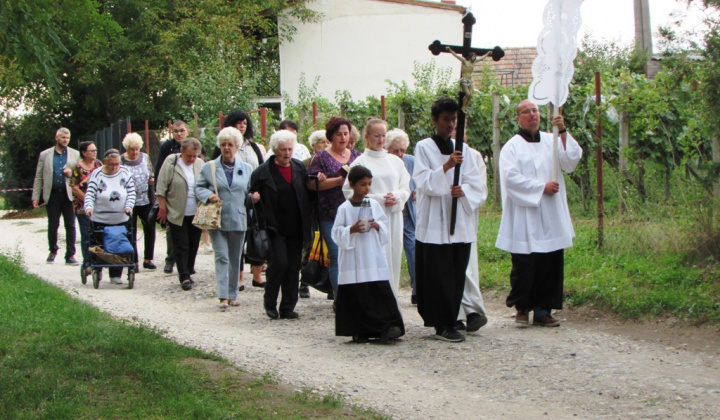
[307,117,361,300]
[212,110,267,289]
[195,127,254,310]
[250,129,312,319]
[84,149,136,284]
[342,119,411,295]
[70,141,102,271]
[121,133,157,272]
[385,128,418,302]
[156,137,204,291]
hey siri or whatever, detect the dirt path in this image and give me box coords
[4,217,720,419]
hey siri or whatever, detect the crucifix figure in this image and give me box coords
[428,12,504,234]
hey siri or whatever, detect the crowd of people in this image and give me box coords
[32,97,582,344]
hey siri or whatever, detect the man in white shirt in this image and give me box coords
[496,100,583,327]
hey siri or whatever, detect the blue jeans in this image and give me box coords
[319,220,339,297]
[208,230,245,300]
[403,213,416,296]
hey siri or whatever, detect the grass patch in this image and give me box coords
[0,251,383,419]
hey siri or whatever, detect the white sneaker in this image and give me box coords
[110,277,122,285]
[203,244,213,253]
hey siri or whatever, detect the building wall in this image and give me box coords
[279,0,465,106]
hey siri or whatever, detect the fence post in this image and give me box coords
[218,112,223,131]
[595,72,604,249]
[619,82,629,216]
[492,91,501,205]
[144,120,150,156]
[312,102,317,126]
[194,113,199,138]
[381,95,386,121]
[260,107,268,140]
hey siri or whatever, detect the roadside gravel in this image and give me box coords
[3,217,720,419]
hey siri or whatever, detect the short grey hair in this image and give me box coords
[308,130,327,148]
[56,127,70,137]
[216,127,243,149]
[122,132,143,150]
[268,129,296,153]
[180,137,202,152]
[385,128,409,149]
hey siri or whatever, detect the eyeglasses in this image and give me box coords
[519,108,540,116]
[86,149,98,152]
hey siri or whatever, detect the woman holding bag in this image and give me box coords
[196,127,255,310]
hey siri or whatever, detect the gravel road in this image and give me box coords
[3,217,720,419]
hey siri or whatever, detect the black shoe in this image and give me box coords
[143,261,157,270]
[352,335,370,344]
[466,312,488,332]
[238,284,245,292]
[265,307,279,319]
[434,327,465,342]
[279,311,299,319]
[181,279,192,291]
[455,320,466,331]
[252,280,265,288]
[381,326,402,341]
[46,252,57,263]
[163,262,174,274]
[327,289,334,300]
[299,284,310,298]
[65,257,80,266]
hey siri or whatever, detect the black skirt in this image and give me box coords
[335,281,405,338]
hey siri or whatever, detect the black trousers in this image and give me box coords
[131,203,156,262]
[169,216,201,282]
[46,189,76,260]
[415,241,470,330]
[264,232,302,314]
[506,249,565,312]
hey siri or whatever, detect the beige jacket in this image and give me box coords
[156,153,204,226]
[32,146,80,204]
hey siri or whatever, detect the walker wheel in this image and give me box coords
[127,270,135,290]
[92,269,101,289]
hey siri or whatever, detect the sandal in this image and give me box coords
[181,279,193,291]
[228,299,240,307]
[218,300,229,310]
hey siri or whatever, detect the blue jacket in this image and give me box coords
[195,157,253,232]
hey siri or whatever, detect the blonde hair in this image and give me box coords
[361,118,387,148]
[122,132,143,150]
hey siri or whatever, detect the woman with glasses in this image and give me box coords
[70,141,102,271]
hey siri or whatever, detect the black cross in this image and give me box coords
[428,12,504,235]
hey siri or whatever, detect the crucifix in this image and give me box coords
[428,12,504,234]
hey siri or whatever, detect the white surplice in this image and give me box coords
[332,199,390,285]
[412,138,486,245]
[342,149,410,294]
[495,131,583,254]
[460,147,488,319]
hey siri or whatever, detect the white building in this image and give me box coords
[278,0,467,105]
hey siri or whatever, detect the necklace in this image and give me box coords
[332,148,346,158]
[221,160,235,168]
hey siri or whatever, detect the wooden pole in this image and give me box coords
[381,95,386,120]
[595,72,604,249]
[144,120,150,155]
[312,102,318,126]
[218,112,223,131]
[260,107,268,140]
[492,91,501,205]
[619,82,629,216]
[194,113,199,138]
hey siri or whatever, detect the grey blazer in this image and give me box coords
[32,146,80,204]
[156,153,203,226]
[195,157,253,232]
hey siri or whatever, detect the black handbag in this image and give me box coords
[246,200,271,265]
[300,233,331,293]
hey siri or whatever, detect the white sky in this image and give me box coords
[457,0,715,51]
